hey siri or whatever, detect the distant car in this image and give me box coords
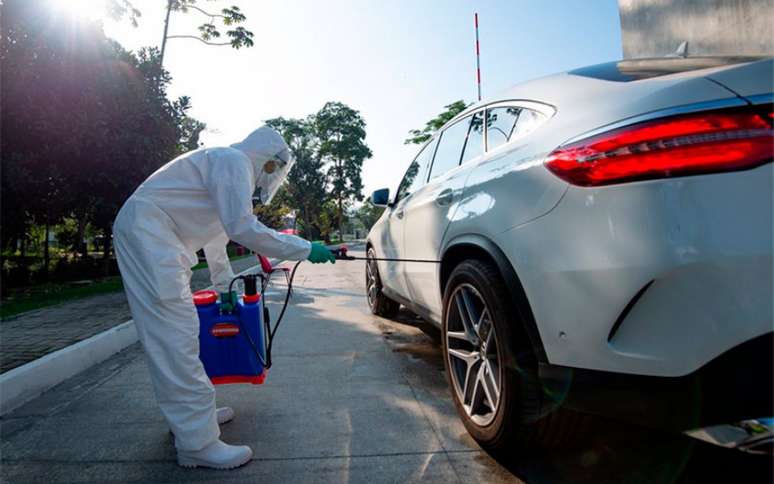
[366,56,773,451]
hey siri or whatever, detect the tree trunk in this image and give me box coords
[19,228,28,283]
[337,196,343,242]
[302,205,315,241]
[102,227,111,277]
[43,216,50,282]
[159,0,173,67]
[77,216,87,259]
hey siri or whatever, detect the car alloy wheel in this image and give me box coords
[364,247,400,317]
[445,283,501,426]
[366,253,379,308]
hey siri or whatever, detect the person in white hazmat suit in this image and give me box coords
[113,126,335,469]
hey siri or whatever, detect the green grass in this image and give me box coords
[191,253,252,271]
[0,253,256,319]
[313,240,344,246]
[0,277,124,320]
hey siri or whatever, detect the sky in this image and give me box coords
[87,0,622,199]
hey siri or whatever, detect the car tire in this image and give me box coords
[365,247,400,318]
[442,258,588,451]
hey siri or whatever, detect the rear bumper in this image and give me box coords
[540,332,774,430]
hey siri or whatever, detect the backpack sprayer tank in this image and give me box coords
[193,274,267,385]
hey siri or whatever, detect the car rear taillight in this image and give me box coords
[545,106,773,187]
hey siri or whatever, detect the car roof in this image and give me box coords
[444,56,771,131]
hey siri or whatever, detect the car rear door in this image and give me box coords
[401,112,484,321]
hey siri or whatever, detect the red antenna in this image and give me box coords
[474,12,482,101]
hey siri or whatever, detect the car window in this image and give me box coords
[428,116,471,180]
[511,109,546,139]
[395,137,438,202]
[485,107,521,151]
[485,106,546,150]
[461,111,485,164]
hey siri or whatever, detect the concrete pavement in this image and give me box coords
[1,251,771,483]
[0,251,515,483]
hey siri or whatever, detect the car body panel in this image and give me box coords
[705,58,774,98]
[498,163,772,377]
[402,161,472,318]
[373,205,411,299]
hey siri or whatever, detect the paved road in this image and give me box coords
[0,256,260,373]
[1,251,770,483]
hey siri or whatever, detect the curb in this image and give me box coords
[0,260,270,416]
[0,320,138,415]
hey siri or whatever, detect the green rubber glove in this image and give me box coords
[307,242,336,264]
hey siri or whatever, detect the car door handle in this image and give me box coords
[436,188,453,206]
[396,210,404,219]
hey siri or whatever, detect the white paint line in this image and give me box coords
[0,260,272,415]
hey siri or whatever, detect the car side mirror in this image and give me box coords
[371,188,390,207]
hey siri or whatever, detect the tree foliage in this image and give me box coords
[265,116,327,240]
[354,201,385,231]
[315,102,372,240]
[266,104,372,242]
[405,100,469,145]
[1,0,204,280]
[161,0,254,65]
[104,0,254,66]
[253,189,290,229]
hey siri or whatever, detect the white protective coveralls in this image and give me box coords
[113,126,311,451]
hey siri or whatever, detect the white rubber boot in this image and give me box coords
[216,406,234,425]
[177,440,253,469]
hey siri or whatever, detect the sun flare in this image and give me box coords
[51,0,101,21]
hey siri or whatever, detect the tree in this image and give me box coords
[101,0,254,67]
[355,201,385,232]
[265,116,328,240]
[405,100,469,145]
[159,0,253,66]
[1,0,205,278]
[314,102,372,241]
[253,188,290,229]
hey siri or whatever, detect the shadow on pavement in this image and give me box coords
[376,307,774,484]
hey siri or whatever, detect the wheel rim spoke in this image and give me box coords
[475,361,495,411]
[447,347,478,365]
[462,359,482,407]
[454,291,479,344]
[482,359,500,403]
[475,309,489,337]
[446,330,471,342]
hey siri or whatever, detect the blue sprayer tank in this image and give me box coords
[193,288,266,385]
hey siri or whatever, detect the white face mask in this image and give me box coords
[252,149,294,206]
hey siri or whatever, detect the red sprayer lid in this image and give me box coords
[243,293,260,304]
[193,290,218,306]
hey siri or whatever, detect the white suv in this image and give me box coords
[365,56,773,451]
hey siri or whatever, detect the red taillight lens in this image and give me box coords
[545,106,773,186]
